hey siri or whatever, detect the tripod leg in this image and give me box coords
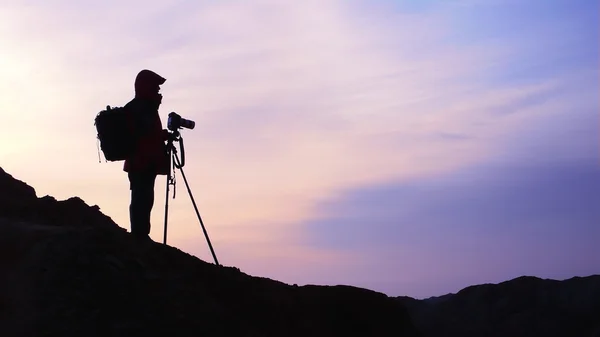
[172,151,220,266]
[163,174,170,245]
[163,149,173,245]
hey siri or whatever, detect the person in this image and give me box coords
[123,69,171,241]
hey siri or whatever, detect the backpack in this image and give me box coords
[94,105,135,162]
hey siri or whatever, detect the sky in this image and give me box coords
[0,0,598,299]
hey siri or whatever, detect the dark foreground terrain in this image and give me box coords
[0,167,420,337]
[2,166,598,337]
[397,275,600,337]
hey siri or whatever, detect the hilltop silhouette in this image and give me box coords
[2,166,599,336]
[0,167,419,337]
[397,275,600,336]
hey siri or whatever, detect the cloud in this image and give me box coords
[297,153,600,297]
[292,76,599,297]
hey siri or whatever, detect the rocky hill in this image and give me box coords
[0,167,420,337]
[397,274,600,337]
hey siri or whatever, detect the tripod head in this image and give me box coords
[166,130,180,142]
[165,130,185,168]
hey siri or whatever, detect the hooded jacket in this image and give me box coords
[123,70,170,175]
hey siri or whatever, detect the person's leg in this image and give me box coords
[139,172,156,236]
[129,171,157,239]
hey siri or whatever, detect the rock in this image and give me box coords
[0,167,37,201]
[0,166,422,337]
[0,167,123,232]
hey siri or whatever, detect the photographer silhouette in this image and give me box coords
[123,69,170,241]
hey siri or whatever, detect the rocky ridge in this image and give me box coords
[0,167,420,337]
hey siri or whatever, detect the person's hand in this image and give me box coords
[162,129,170,141]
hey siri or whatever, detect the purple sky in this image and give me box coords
[0,0,598,298]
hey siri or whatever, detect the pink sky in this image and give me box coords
[1,0,598,298]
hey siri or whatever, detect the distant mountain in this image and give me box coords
[0,167,420,337]
[397,274,600,337]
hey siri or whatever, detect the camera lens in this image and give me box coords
[180,118,195,130]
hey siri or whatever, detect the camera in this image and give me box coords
[167,112,195,131]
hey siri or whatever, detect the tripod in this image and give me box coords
[163,131,220,266]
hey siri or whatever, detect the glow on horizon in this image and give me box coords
[0,0,597,298]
